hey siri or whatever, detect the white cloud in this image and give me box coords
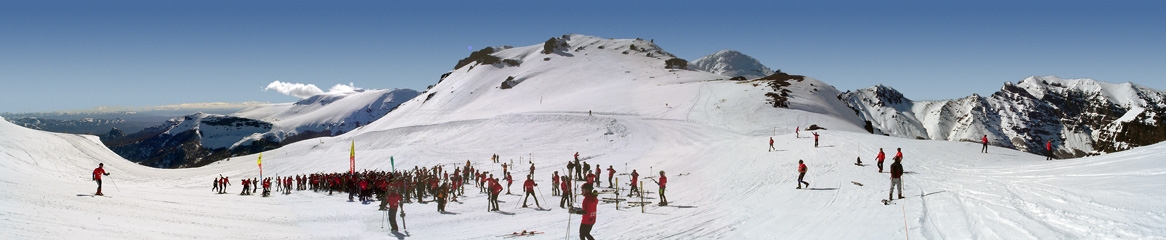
[264,81,324,98]
[264,81,365,98]
[328,82,361,93]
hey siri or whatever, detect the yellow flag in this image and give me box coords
[349,140,355,173]
[258,153,263,166]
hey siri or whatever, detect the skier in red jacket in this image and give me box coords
[628,169,640,197]
[894,148,904,162]
[606,166,616,188]
[522,175,540,208]
[559,176,572,208]
[552,171,561,196]
[652,171,668,206]
[981,135,989,153]
[505,172,514,194]
[579,183,599,240]
[797,160,810,189]
[92,163,111,196]
[812,132,820,148]
[876,148,886,172]
[769,137,776,152]
[489,178,503,211]
[380,186,403,232]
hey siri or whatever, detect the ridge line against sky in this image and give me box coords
[2,0,1164,113]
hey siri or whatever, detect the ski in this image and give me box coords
[500,230,545,238]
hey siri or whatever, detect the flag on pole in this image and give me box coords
[349,140,355,174]
[258,153,263,179]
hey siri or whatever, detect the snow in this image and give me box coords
[3,35,1166,239]
[690,50,776,80]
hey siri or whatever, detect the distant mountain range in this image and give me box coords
[101,89,417,168]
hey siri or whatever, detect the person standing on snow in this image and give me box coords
[595,165,601,187]
[889,157,905,201]
[92,163,111,196]
[1046,140,1054,160]
[606,165,616,188]
[769,137,776,152]
[981,135,989,153]
[894,148,904,162]
[797,160,810,189]
[489,177,503,211]
[574,152,583,180]
[796,126,800,138]
[628,169,640,197]
[504,172,514,194]
[522,175,540,208]
[560,176,573,208]
[552,171,561,196]
[579,183,599,240]
[812,132,820,148]
[380,186,403,232]
[212,177,220,193]
[652,171,668,206]
[876,148,886,172]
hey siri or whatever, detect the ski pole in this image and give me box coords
[108,175,121,192]
[535,186,547,208]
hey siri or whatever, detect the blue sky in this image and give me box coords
[2,0,1163,113]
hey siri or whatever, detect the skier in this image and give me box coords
[522,175,540,208]
[505,172,514,194]
[889,157,905,201]
[606,165,616,188]
[552,171,561,196]
[529,163,536,179]
[812,132,820,148]
[220,176,231,194]
[797,160,810,189]
[579,183,599,240]
[876,148,886,172]
[981,135,989,153]
[380,186,403,232]
[652,171,668,206]
[240,178,250,195]
[769,137,775,152]
[559,176,573,208]
[894,148,904,162]
[91,163,111,196]
[595,165,601,187]
[796,126,800,138]
[566,161,575,181]
[582,161,591,180]
[628,169,640,197]
[489,178,502,211]
[574,152,583,180]
[212,177,220,193]
[1046,140,1054,160]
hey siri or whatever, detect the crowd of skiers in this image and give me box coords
[194,152,669,238]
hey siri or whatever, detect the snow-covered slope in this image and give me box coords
[3,35,1165,239]
[842,76,1166,158]
[690,50,776,80]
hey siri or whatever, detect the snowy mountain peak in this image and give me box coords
[690,50,775,79]
[845,76,1166,157]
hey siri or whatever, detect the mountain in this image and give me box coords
[105,88,418,168]
[2,34,1166,239]
[690,50,776,79]
[5,117,131,135]
[841,76,1166,158]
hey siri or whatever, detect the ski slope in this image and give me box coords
[2,35,1165,239]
